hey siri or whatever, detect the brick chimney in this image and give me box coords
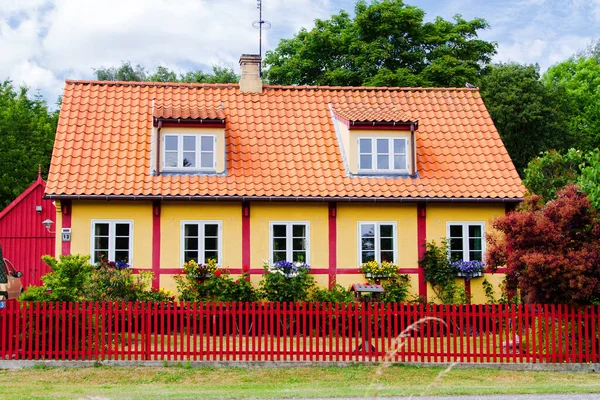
[239,54,263,93]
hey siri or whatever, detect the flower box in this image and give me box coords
[365,273,390,279]
[360,261,398,279]
[456,271,483,278]
[452,260,485,279]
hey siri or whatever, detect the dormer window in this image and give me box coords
[330,104,418,177]
[163,134,216,171]
[358,137,407,173]
[153,105,226,174]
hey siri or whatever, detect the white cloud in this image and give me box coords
[0,0,334,103]
[0,0,597,105]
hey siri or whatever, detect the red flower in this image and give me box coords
[214,270,221,277]
[242,265,250,272]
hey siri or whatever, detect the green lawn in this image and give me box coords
[1,364,599,399]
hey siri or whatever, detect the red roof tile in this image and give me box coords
[46,81,524,200]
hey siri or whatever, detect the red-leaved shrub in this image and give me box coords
[487,185,600,304]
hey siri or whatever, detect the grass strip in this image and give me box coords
[0,364,599,399]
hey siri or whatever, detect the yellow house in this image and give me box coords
[45,54,524,301]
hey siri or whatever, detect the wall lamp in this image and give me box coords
[42,219,55,233]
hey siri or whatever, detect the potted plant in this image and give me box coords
[451,260,485,279]
[359,260,398,279]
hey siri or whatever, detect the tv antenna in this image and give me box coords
[252,0,271,76]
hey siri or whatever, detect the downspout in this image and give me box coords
[410,122,416,177]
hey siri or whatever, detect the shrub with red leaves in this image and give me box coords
[488,185,600,305]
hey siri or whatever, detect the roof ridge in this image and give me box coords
[65,80,239,89]
[64,79,479,92]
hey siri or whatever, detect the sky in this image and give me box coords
[1,0,598,105]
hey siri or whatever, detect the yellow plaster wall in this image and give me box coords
[160,202,242,269]
[69,201,153,268]
[250,203,329,271]
[471,273,505,304]
[336,203,419,296]
[337,203,417,269]
[159,127,226,173]
[425,203,505,244]
[425,203,506,302]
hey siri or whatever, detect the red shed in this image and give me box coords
[0,173,55,288]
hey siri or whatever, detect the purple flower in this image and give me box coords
[115,261,130,270]
[451,260,484,279]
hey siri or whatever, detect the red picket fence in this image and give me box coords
[1,301,598,363]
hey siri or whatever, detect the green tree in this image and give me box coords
[543,56,600,150]
[523,148,600,210]
[478,63,571,174]
[264,0,496,87]
[94,62,148,81]
[94,62,239,84]
[523,149,587,202]
[0,80,58,209]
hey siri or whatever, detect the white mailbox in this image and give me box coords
[61,228,71,242]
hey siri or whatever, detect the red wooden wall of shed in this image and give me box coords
[0,178,55,289]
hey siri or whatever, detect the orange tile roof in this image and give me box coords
[46,80,524,200]
[331,103,413,123]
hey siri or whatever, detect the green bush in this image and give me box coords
[309,284,354,303]
[174,260,258,302]
[380,274,412,303]
[259,261,315,302]
[20,254,175,303]
[20,254,94,302]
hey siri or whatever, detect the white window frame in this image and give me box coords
[269,221,310,264]
[162,133,216,171]
[90,220,134,265]
[446,222,486,262]
[357,222,398,265]
[180,220,223,267]
[358,137,408,173]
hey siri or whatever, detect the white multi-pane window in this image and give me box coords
[181,221,222,265]
[358,137,407,173]
[447,222,485,262]
[91,220,133,264]
[163,134,215,171]
[358,222,397,264]
[270,222,309,263]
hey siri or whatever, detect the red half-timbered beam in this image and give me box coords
[152,201,161,290]
[242,202,251,280]
[328,202,337,289]
[61,200,71,256]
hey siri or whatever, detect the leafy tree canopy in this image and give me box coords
[0,80,58,209]
[523,149,587,202]
[264,0,496,87]
[487,185,600,305]
[543,55,600,150]
[523,148,600,210]
[478,63,571,174]
[93,62,239,84]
